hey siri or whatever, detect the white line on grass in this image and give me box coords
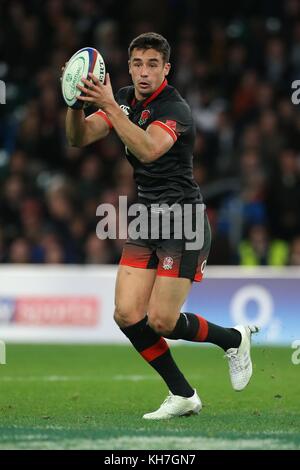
[0,375,160,382]
[0,376,86,382]
[1,374,205,382]
[0,435,298,450]
[113,375,159,381]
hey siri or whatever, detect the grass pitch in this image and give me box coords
[0,344,299,449]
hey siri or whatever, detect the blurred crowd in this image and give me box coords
[1,0,300,266]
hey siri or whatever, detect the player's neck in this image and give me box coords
[134,90,151,102]
[134,78,167,103]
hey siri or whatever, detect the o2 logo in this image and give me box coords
[0,340,6,364]
[229,285,281,341]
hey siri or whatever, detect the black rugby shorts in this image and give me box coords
[120,206,211,282]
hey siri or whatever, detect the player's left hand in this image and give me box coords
[77,73,116,110]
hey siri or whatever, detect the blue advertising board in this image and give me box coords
[185,270,300,345]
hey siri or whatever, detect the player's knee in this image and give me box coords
[147,310,174,336]
[114,306,144,328]
[114,306,130,328]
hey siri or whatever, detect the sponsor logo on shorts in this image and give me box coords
[201,260,207,273]
[162,256,174,270]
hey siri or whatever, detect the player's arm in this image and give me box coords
[66,108,111,147]
[106,106,176,163]
[77,73,176,162]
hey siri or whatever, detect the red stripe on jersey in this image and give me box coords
[140,337,169,362]
[150,121,177,142]
[143,79,168,108]
[165,120,177,132]
[194,315,208,342]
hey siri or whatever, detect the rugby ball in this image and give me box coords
[61,47,106,109]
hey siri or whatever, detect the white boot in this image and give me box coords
[143,389,202,420]
[225,325,259,391]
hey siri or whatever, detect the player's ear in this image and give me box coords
[164,62,171,76]
[128,59,132,75]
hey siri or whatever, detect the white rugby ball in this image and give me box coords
[61,47,106,109]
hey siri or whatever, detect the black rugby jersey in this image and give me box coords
[97,79,203,207]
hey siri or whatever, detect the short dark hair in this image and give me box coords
[128,32,171,63]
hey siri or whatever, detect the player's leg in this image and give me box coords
[114,240,158,328]
[147,273,258,399]
[115,243,198,409]
[143,276,201,419]
[150,209,259,392]
[114,264,156,328]
[148,275,242,351]
[150,210,242,348]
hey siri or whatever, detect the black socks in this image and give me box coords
[120,313,242,399]
[166,312,242,351]
[121,317,194,398]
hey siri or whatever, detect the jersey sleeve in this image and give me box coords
[150,101,192,142]
[90,109,113,128]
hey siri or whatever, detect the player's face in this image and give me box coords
[129,48,171,100]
